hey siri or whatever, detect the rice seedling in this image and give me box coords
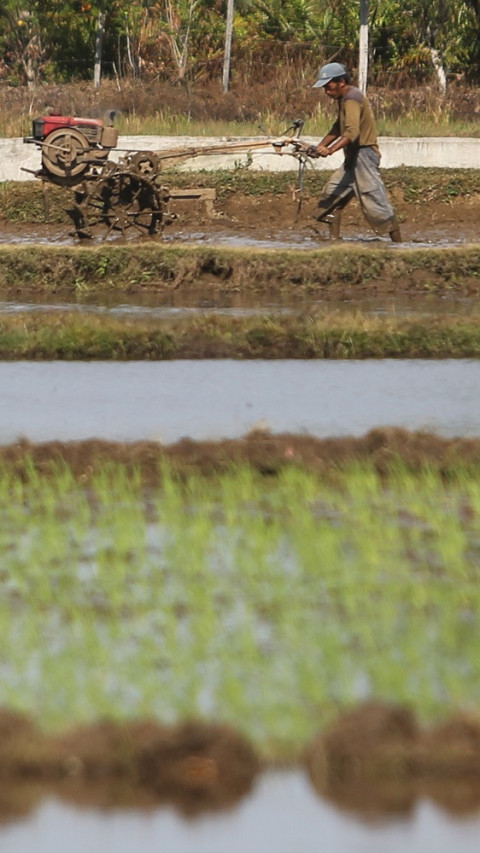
[1,462,480,758]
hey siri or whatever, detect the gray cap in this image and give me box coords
[313,62,347,88]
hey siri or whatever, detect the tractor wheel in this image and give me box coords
[70,167,167,240]
[128,151,160,179]
[41,128,91,181]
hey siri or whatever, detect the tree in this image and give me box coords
[94,2,107,86]
[369,0,479,87]
[1,0,480,86]
[461,0,480,77]
[0,2,47,86]
[163,0,201,80]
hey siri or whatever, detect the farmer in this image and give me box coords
[306,62,402,242]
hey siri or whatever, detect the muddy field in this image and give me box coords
[2,186,480,251]
[1,177,480,310]
[183,188,480,248]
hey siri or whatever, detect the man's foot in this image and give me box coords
[323,210,342,241]
[389,214,402,242]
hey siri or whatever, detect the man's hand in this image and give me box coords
[305,144,335,158]
[316,145,332,157]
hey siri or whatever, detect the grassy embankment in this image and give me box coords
[1,457,479,758]
[2,310,480,359]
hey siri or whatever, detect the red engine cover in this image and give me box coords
[34,114,104,138]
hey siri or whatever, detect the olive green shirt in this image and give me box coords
[328,86,380,156]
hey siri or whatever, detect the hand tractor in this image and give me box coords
[24,114,311,240]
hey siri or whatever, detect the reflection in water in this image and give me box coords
[0,359,479,445]
[0,772,479,853]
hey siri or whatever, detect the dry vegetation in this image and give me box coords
[2,75,480,137]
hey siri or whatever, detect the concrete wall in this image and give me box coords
[2,134,480,182]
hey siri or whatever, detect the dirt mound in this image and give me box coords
[0,712,259,818]
[306,701,419,784]
[137,720,260,813]
[3,429,480,484]
[55,718,260,814]
[422,713,480,777]
[2,704,480,822]
[0,710,55,774]
[305,702,480,818]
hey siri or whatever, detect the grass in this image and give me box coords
[1,461,479,758]
[2,309,480,359]
[110,103,480,139]
[377,116,480,138]
[10,109,480,141]
[114,112,480,139]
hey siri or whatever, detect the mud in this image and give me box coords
[0,712,259,819]
[1,704,480,824]
[206,190,480,249]
[3,428,480,483]
[307,702,480,819]
[1,188,479,312]
[0,190,479,252]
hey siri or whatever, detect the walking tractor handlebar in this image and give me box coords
[270,119,311,158]
[271,136,309,155]
[267,120,315,210]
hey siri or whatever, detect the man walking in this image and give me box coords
[307,62,401,242]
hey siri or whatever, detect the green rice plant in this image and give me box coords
[1,462,480,756]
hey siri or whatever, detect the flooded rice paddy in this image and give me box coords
[1,359,479,444]
[2,460,479,728]
[2,228,480,847]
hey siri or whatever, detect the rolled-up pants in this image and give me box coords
[317,147,395,234]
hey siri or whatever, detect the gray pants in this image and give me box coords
[317,147,395,233]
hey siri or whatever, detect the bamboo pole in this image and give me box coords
[223,0,235,93]
[93,8,106,89]
[358,0,369,94]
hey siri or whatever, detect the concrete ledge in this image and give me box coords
[2,135,480,181]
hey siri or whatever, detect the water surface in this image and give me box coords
[0,772,478,853]
[0,359,479,444]
[0,291,477,318]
